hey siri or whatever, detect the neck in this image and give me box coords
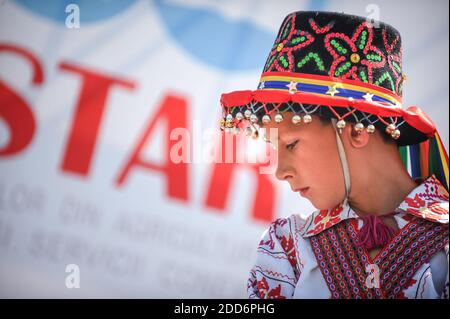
[347,154,418,218]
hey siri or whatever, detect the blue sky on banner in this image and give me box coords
[14,0,138,23]
[14,0,327,71]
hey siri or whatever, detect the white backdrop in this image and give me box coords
[0,0,448,298]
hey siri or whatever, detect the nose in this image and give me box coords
[275,161,295,181]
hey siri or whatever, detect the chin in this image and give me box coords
[310,197,342,211]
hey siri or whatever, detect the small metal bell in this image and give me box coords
[336,119,346,129]
[385,123,396,134]
[366,124,376,134]
[262,114,271,124]
[226,114,233,122]
[274,113,283,123]
[244,109,252,119]
[292,114,301,124]
[235,112,244,121]
[391,129,401,140]
[303,114,312,124]
[354,123,364,133]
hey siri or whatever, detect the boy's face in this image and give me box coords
[264,112,346,210]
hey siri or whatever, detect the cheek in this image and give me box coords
[302,142,346,208]
[301,141,341,178]
[318,147,341,179]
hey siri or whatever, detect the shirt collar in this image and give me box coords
[300,175,449,238]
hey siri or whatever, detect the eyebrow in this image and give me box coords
[265,129,300,145]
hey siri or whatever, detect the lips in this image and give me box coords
[295,187,310,196]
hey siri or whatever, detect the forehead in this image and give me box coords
[261,113,326,143]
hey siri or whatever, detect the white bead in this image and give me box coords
[262,115,271,124]
[303,114,312,123]
[274,113,283,123]
[226,114,233,121]
[292,114,301,124]
[244,109,252,119]
[250,114,258,123]
[235,112,244,121]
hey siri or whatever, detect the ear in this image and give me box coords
[346,124,370,148]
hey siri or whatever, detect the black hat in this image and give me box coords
[219,11,448,190]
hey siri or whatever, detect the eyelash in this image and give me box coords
[286,140,299,151]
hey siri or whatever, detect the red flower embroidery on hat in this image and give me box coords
[382,29,403,94]
[264,14,315,72]
[324,22,386,83]
[308,18,335,34]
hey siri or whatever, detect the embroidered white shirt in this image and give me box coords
[247,175,449,299]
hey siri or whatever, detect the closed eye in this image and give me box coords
[286,140,299,151]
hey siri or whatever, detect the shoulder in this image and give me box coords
[267,213,311,235]
[257,213,313,274]
[258,214,310,250]
[248,213,312,299]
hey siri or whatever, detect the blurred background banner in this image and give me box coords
[0,0,448,298]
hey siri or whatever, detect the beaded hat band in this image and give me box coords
[220,71,436,144]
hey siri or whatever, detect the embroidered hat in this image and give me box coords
[219,11,449,190]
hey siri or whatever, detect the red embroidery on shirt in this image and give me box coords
[404,194,426,209]
[256,277,287,299]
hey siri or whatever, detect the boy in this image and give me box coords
[219,11,448,298]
